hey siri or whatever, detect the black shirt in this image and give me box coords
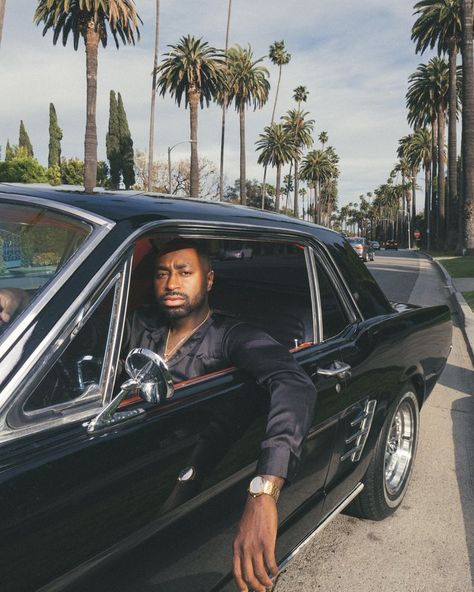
[123,307,317,482]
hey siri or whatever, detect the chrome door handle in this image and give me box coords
[316,361,351,379]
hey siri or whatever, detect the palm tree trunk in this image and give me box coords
[313,177,319,224]
[147,0,160,192]
[0,0,6,48]
[262,63,283,209]
[462,0,474,252]
[411,171,416,222]
[84,21,100,193]
[447,38,458,248]
[219,0,232,201]
[438,104,447,248]
[189,89,200,197]
[239,104,246,205]
[431,121,438,244]
[425,165,431,250]
[275,164,281,211]
[293,159,299,217]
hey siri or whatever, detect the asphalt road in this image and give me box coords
[276,249,474,592]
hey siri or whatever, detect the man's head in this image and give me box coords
[154,239,214,320]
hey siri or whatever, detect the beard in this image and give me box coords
[158,289,207,320]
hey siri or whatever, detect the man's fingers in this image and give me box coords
[241,553,265,592]
[263,544,279,579]
[252,554,274,589]
[232,552,248,592]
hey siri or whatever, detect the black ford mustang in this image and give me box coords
[0,185,451,592]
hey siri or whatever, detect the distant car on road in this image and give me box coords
[219,244,253,259]
[385,240,399,250]
[348,237,372,262]
[371,240,381,251]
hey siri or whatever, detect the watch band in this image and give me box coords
[248,476,281,502]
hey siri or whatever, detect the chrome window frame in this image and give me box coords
[0,194,114,362]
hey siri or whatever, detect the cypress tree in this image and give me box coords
[18,120,34,157]
[117,92,135,189]
[106,91,121,189]
[48,103,63,168]
[5,140,13,161]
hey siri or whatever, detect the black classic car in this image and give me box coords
[0,185,451,592]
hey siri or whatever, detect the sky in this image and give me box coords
[0,0,436,208]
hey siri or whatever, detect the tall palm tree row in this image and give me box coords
[300,148,338,225]
[225,44,270,205]
[34,0,141,193]
[156,36,226,197]
[147,0,160,192]
[412,0,462,248]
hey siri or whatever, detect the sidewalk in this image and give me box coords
[422,252,474,363]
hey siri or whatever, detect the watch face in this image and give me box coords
[178,466,196,482]
[249,476,264,495]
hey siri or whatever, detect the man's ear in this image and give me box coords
[207,270,214,292]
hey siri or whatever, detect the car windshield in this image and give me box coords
[0,202,93,333]
[348,238,364,245]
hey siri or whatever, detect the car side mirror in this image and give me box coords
[86,348,174,433]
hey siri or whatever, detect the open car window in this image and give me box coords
[122,235,315,391]
[0,202,93,340]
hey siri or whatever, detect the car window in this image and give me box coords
[316,260,351,340]
[0,202,93,337]
[123,236,315,389]
[23,283,116,413]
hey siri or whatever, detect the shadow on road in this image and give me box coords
[438,363,474,397]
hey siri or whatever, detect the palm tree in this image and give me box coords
[282,108,314,217]
[407,58,449,245]
[268,41,291,122]
[226,44,270,205]
[147,0,160,192]
[406,128,433,247]
[300,149,335,224]
[462,0,474,252]
[319,131,328,149]
[218,0,233,201]
[34,0,141,193]
[261,40,291,207]
[293,85,309,110]
[255,123,298,211]
[156,36,226,197]
[412,0,462,246]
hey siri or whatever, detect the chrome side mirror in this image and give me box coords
[125,348,174,404]
[86,348,174,433]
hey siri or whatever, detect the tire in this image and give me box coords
[349,387,419,520]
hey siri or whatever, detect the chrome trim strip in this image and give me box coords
[342,399,377,463]
[101,254,132,405]
[305,247,321,344]
[277,483,364,573]
[0,198,114,363]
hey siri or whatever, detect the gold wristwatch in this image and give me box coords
[248,476,281,502]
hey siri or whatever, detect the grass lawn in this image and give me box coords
[462,291,474,312]
[428,253,474,278]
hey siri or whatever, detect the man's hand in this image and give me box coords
[233,476,283,592]
[0,288,28,323]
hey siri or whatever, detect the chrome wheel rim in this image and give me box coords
[384,400,415,496]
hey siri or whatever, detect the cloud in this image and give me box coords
[0,0,437,209]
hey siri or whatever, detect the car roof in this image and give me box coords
[0,183,336,237]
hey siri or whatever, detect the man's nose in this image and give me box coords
[166,271,180,291]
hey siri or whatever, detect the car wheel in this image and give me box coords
[363,253,369,262]
[349,388,419,520]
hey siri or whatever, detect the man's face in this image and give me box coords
[154,248,214,319]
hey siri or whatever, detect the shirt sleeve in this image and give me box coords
[223,323,318,483]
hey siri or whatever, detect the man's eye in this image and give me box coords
[181,271,192,276]
[156,272,167,279]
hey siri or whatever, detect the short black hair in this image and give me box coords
[155,238,212,272]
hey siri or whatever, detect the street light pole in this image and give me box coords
[167,140,195,194]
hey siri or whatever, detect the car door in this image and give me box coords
[0,233,341,592]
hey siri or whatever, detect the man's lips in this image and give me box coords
[162,295,186,306]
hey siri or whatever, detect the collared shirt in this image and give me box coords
[123,307,317,483]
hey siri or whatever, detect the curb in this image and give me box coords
[420,251,474,363]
